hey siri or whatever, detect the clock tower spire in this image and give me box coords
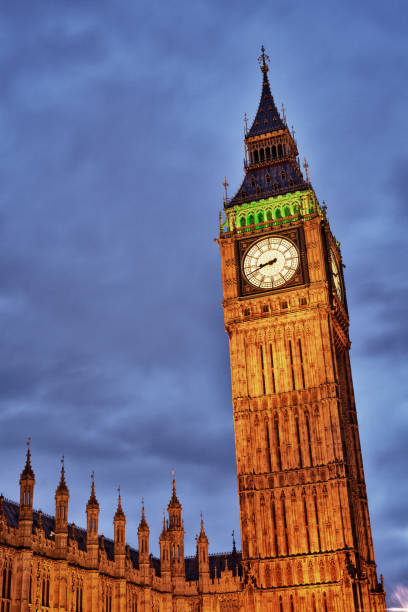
[217,48,386,611]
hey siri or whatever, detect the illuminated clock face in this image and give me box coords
[243,236,299,289]
[330,249,343,301]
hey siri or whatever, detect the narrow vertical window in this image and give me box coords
[260,345,266,394]
[265,423,272,472]
[272,501,279,556]
[298,338,306,388]
[269,344,276,393]
[295,416,303,468]
[314,493,321,551]
[288,340,296,390]
[303,494,311,553]
[274,415,282,470]
[282,496,289,554]
[305,413,313,465]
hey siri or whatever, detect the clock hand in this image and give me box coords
[246,258,278,277]
[258,257,277,269]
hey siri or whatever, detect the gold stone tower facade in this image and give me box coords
[0,51,386,611]
[218,48,386,610]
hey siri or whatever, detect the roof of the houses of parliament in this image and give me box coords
[1,498,242,581]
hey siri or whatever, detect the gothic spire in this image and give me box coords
[246,46,285,138]
[56,456,69,494]
[20,437,34,480]
[168,469,181,509]
[138,498,149,532]
[226,47,308,209]
[197,512,208,544]
[114,486,125,520]
[87,472,99,509]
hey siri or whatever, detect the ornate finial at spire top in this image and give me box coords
[222,177,229,205]
[244,112,248,135]
[258,45,270,74]
[281,104,286,124]
[303,157,310,182]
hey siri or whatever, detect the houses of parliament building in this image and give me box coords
[0,50,387,611]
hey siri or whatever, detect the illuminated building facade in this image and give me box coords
[0,50,386,611]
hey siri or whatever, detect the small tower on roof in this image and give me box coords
[197,512,209,590]
[159,508,171,580]
[19,438,35,545]
[55,456,69,556]
[86,472,99,567]
[167,470,185,579]
[138,498,150,573]
[114,486,126,576]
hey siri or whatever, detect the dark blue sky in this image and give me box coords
[0,0,407,605]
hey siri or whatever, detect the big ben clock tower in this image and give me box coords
[218,48,386,611]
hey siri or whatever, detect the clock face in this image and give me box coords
[243,236,299,289]
[330,249,343,301]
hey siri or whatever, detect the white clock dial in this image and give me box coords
[330,249,343,301]
[243,236,299,289]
